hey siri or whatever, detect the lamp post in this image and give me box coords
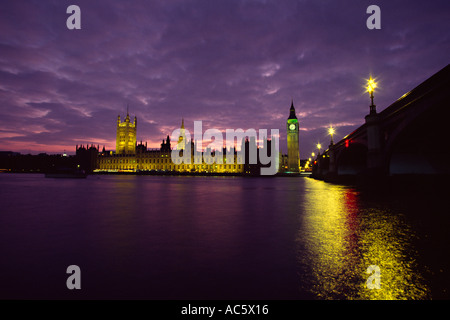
[328,126,335,145]
[316,143,322,155]
[367,76,377,114]
[365,75,381,170]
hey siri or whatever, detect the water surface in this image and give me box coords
[0,173,448,299]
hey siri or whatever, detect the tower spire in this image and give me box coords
[178,118,186,150]
[288,100,297,120]
[287,100,300,173]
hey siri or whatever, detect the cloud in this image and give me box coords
[0,0,449,156]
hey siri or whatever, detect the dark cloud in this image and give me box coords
[0,0,449,155]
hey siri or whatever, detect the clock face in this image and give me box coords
[289,124,296,131]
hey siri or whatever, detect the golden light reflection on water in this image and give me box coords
[297,178,430,299]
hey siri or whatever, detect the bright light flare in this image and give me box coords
[328,126,335,136]
[366,77,377,93]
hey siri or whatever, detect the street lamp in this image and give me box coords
[317,143,322,154]
[328,126,335,145]
[367,76,377,114]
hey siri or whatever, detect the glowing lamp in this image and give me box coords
[328,127,335,136]
[366,77,377,94]
[367,76,377,113]
[317,143,322,154]
[328,126,335,145]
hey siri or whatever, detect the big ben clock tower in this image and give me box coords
[287,100,300,173]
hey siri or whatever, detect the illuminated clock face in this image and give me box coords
[289,124,296,131]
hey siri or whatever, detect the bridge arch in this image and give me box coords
[336,143,368,175]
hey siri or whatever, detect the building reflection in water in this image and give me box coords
[297,178,430,299]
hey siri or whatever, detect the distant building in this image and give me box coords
[97,143,246,174]
[95,110,290,175]
[97,117,246,174]
[0,151,76,173]
[177,118,186,150]
[116,112,137,154]
[286,101,300,173]
[75,144,99,173]
[279,153,288,172]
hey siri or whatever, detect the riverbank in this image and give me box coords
[1,170,309,178]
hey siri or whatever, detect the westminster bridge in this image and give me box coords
[312,64,450,184]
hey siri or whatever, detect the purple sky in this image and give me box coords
[1,0,449,157]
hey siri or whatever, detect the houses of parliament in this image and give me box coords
[78,102,300,174]
[96,112,245,174]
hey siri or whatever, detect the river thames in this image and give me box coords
[0,173,448,299]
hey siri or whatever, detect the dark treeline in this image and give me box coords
[0,152,75,173]
[0,147,98,174]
